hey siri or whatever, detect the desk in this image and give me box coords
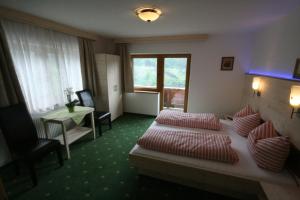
[41,106,96,159]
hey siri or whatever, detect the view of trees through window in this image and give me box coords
[133,57,187,89]
[164,58,187,88]
[133,58,157,88]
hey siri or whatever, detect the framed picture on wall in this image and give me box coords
[293,58,300,79]
[221,57,234,71]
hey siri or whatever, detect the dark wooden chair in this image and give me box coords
[0,104,63,186]
[0,178,8,200]
[76,89,112,136]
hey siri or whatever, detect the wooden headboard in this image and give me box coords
[242,74,300,178]
[242,74,300,148]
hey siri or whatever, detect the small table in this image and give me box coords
[41,106,96,159]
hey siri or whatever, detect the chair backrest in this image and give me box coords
[76,89,95,108]
[0,104,38,152]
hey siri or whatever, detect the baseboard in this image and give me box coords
[123,112,157,118]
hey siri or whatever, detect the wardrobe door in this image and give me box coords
[107,55,123,121]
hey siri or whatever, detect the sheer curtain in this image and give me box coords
[2,20,83,114]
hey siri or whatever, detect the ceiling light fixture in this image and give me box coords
[135,7,162,22]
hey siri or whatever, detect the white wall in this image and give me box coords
[249,8,300,77]
[124,92,160,116]
[129,33,254,115]
[243,8,300,149]
[93,37,116,54]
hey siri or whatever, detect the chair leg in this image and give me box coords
[56,147,64,167]
[27,161,37,186]
[98,122,102,136]
[108,116,112,130]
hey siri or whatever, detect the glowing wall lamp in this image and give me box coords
[252,77,261,96]
[290,85,300,118]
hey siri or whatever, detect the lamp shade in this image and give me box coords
[290,85,300,107]
[135,7,162,22]
[252,77,261,90]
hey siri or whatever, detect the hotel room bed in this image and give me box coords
[129,119,297,200]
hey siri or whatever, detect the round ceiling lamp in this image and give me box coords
[135,7,162,22]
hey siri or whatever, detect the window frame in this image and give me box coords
[131,54,160,92]
[131,54,191,112]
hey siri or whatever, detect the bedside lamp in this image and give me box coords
[252,77,261,96]
[290,85,300,118]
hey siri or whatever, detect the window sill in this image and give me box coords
[134,90,159,94]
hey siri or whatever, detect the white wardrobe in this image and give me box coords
[95,54,123,121]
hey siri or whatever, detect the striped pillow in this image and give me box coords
[253,136,290,172]
[234,105,255,117]
[155,110,221,130]
[233,113,261,137]
[248,121,278,156]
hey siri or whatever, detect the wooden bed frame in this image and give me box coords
[129,152,268,200]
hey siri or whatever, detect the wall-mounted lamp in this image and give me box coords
[252,77,261,96]
[290,85,300,118]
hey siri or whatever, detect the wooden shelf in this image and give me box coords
[54,126,92,145]
[246,73,300,82]
[42,107,96,159]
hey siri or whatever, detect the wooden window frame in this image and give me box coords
[131,54,191,112]
[131,54,160,92]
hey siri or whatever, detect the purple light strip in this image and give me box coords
[247,70,300,82]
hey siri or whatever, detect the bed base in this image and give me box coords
[129,153,268,200]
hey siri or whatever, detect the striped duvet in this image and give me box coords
[137,128,239,164]
[155,110,221,131]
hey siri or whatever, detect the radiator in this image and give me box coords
[33,117,78,139]
[34,118,59,138]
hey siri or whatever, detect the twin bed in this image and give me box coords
[129,111,298,200]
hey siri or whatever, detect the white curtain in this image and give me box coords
[2,20,83,114]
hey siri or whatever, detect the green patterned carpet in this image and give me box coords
[1,114,237,200]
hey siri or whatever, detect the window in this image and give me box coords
[2,20,83,114]
[164,58,187,89]
[131,54,191,112]
[133,57,158,90]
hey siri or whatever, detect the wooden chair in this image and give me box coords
[0,104,63,186]
[76,89,112,136]
[0,178,8,200]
